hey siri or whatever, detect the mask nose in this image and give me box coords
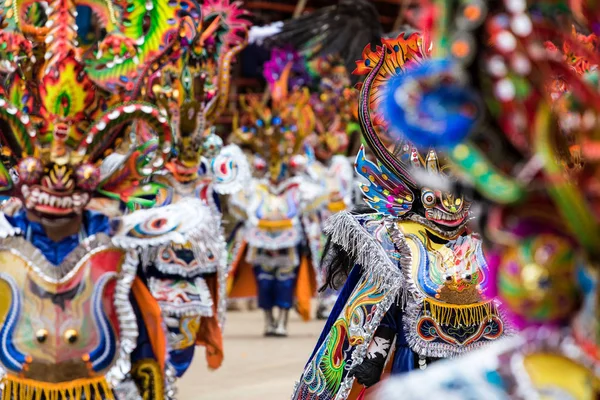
[442,193,463,213]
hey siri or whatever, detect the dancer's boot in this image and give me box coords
[274,308,289,337]
[264,309,276,337]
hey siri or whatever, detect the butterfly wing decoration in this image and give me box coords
[355,146,414,217]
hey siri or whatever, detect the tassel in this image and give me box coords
[1,375,114,400]
[423,297,496,327]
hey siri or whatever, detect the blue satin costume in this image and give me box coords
[378,301,416,373]
[253,247,300,310]
[6,211,158,366]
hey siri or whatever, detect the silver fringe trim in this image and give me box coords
[323,211,406,291]
[333,220,409,400]
[106,250,139,387]
[216,225,229,330]
[297,212,409,400]
[0,234,114,284]
[0,222,142,389]
[164,363,178,400]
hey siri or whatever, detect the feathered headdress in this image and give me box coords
[353,32,428,189]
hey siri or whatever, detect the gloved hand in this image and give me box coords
[348,325,395,387]
[348,357,386,387]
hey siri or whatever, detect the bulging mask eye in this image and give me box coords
[254,157,267,171]
[422,189,436,207]
[17,157,43,185]
[289,154,307,171]
[75,163,100,191]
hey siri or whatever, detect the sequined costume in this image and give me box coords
[227,56,325,337]
[136,0,251,377]
[371,1,600,399]
[0,0,216,396]
[292,32,509,400]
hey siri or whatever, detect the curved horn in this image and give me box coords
[207,38,249,122]
[77,102,173,165]
[271,62,292,105]
[293,90,315,155]
[196,96,218,139]
[0,97,37,158]
[358,45,417,189]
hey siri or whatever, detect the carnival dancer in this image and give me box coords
[227,60,326,337]
[373,0,600,398]
[292,32,509,400]
[140,0,251,379]
[0,0,221,396]
[306,57,356,319]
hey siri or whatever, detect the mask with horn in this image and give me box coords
[233,53,315,184]
[308,56,353,161]
[151,0,250,183]
[353,32,469,237]
[0,0,173,218]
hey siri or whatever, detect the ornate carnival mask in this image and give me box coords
[0,0,175,217]
[353,33,470,234]
[152,0,249,183]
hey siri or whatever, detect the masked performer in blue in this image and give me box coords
[292,32,509,400]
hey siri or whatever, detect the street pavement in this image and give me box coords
[177,307,326,399]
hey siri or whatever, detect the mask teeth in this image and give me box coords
[428,207,467,223]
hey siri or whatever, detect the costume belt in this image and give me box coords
[257,219,294,230]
